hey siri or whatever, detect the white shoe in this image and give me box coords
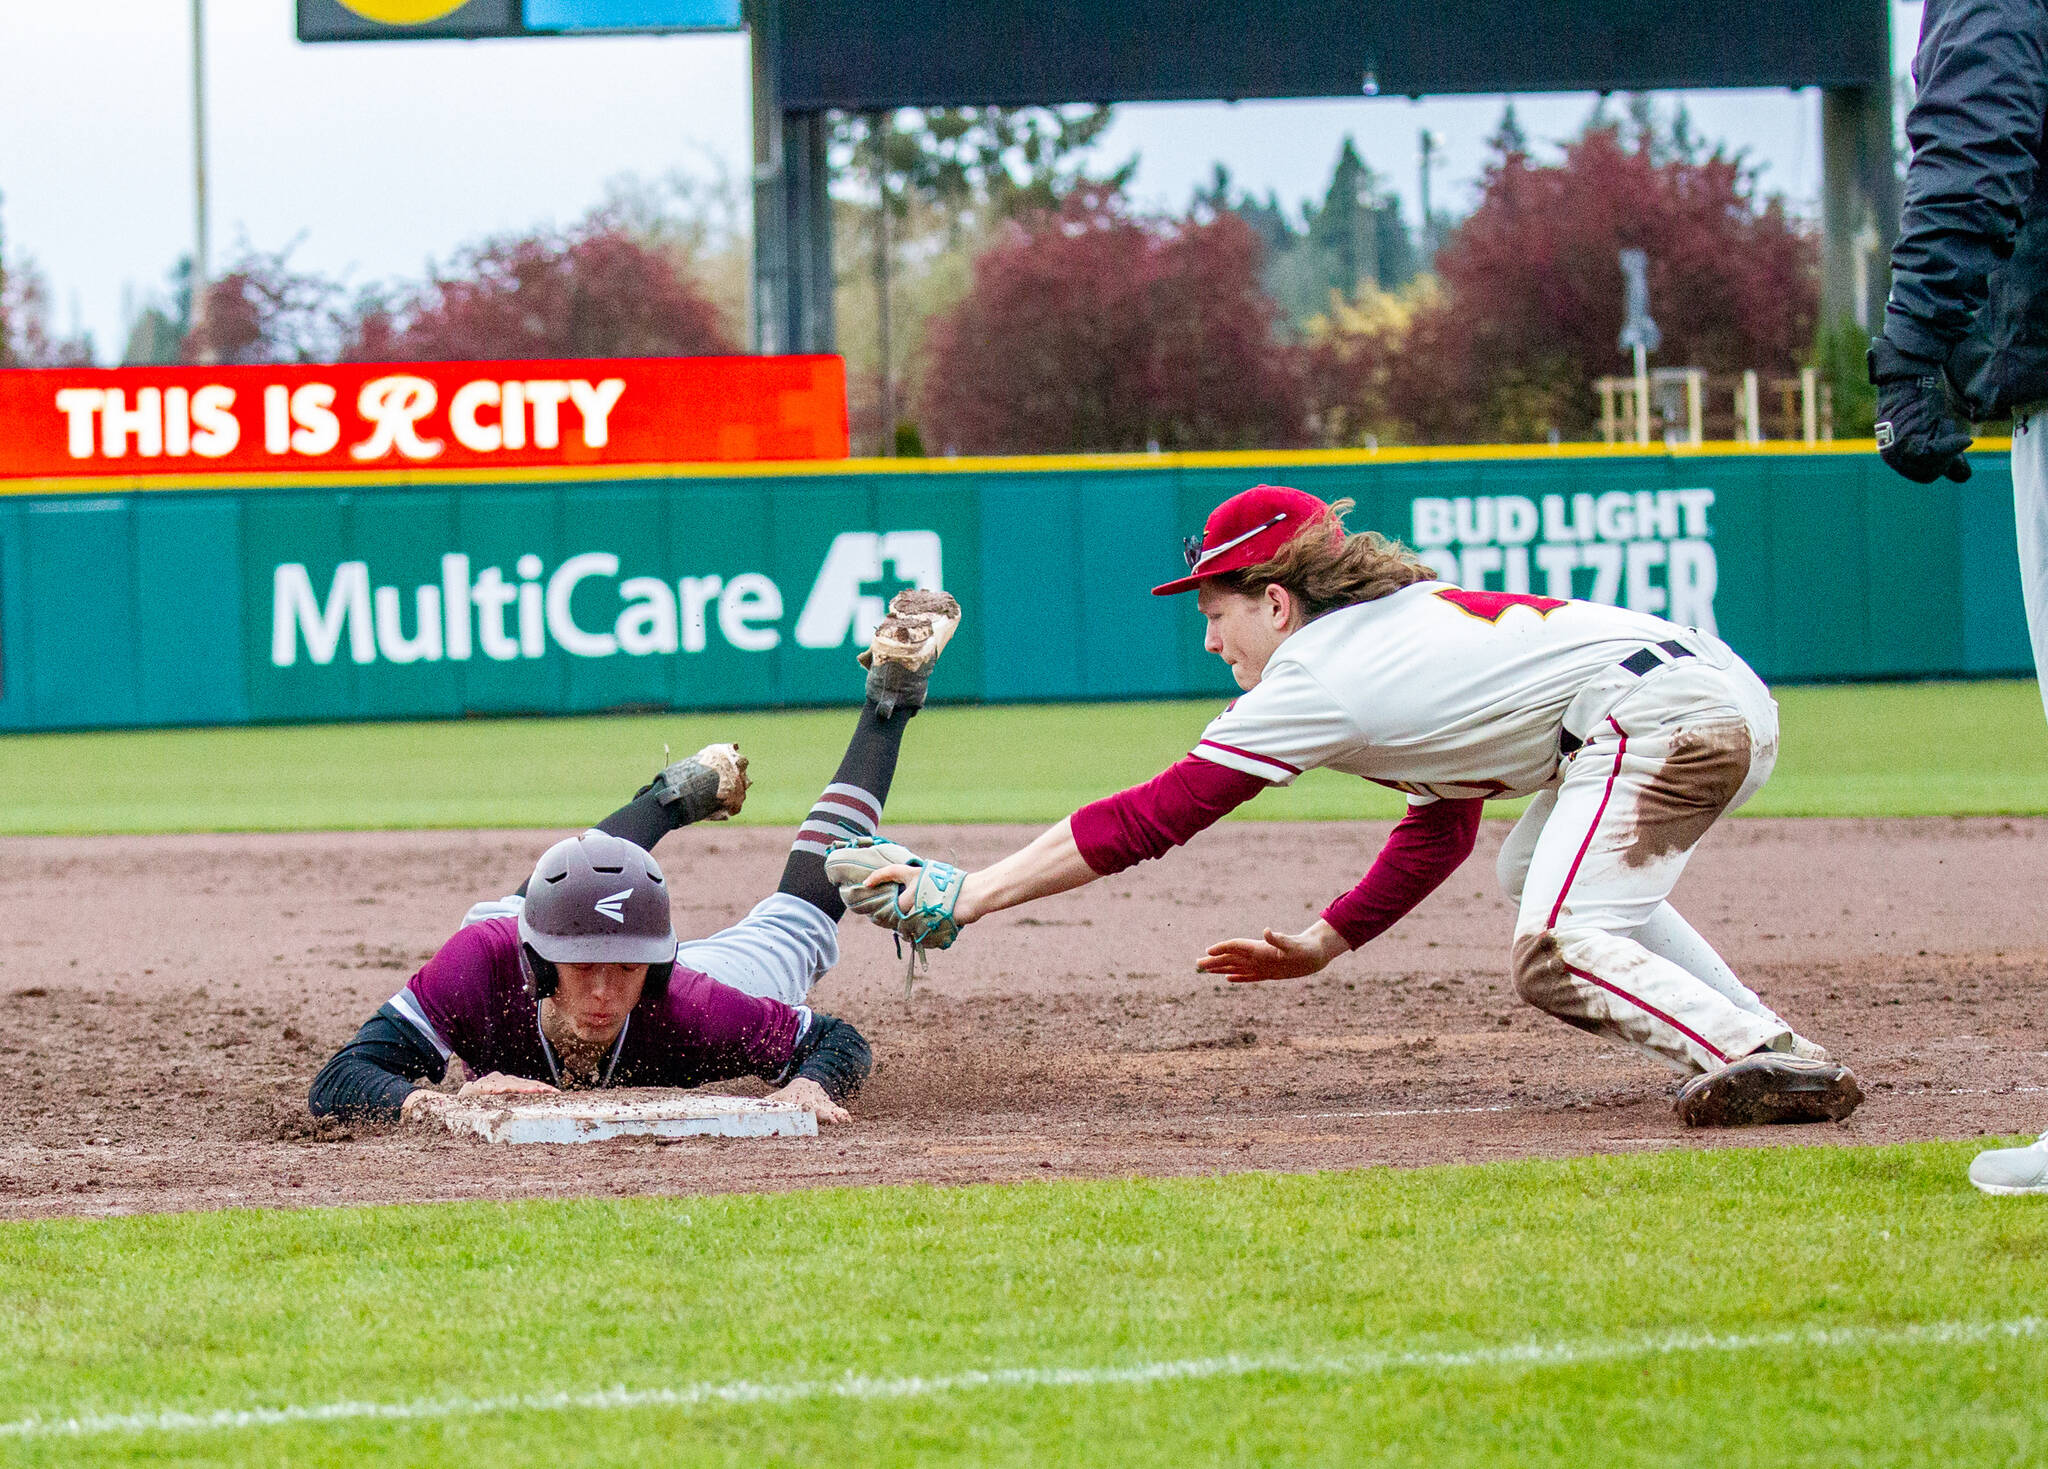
[1969,1133,2048,1196]
[860,590,962,716]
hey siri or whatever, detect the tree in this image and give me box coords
[1300,277,1442,447]
[918,188,1308,454]
[1,259,93,368]
[1198,145,1415,330]
[830,106,1129,232]
[1,190,94,367]
[347,220,738,362]
[121,256,193,366]
[829,106,1132,453]
[183,245,347,364]
[1359,103,1817,442]
[590,166,750,346]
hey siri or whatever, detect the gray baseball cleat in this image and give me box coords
[1675,1052,1864,1127]
[859,589,962,718]
[1969,1134,2048,1196]
[645,742,750,824]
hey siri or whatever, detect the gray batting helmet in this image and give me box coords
[517,830,678,999]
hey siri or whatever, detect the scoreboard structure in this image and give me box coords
[297,0,1898,359]
[295,0,741,40]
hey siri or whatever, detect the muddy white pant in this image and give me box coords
[2010,409,2048,722]
[1496,638,1795,1074]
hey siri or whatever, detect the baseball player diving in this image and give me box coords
[832,487,1863,1127]
[306,590,961,1127]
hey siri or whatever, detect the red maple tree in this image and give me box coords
[1380,124,1817,442]
[918,189,1308,453]
[347,224,738,362]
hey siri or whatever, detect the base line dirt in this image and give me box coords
[2,818,2044,1219]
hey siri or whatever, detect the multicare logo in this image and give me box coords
[270,532,944,668]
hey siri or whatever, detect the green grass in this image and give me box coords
[2,1142,2045,1465]
[3,680,2048,834]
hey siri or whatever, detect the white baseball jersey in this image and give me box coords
[1191,582,1712,801]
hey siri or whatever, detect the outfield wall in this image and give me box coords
[0,444,2028,732]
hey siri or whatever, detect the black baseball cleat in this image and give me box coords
[1674,1053,1864,1128]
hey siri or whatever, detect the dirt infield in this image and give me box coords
[3,818,2045,1219]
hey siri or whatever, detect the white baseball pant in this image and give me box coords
[461,891,838,1009]
[1495,636,1795,1074]
[2010,408,2048,722]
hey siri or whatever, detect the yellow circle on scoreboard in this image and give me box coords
[335,0,471,23]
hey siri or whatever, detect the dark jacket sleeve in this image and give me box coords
[307,1005,449,1122]
[1886,0,2048,361]
[778,1011,871,1103]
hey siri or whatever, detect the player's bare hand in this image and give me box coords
[399,1088,449,1121]
[859,864,919,913]
[457,1073,559,1097]
[767,1077,850,1125]
[1197,921,1351,983]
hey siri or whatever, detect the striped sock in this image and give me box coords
[793,783,882,857]
[778,700,909,920]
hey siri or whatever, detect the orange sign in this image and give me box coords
[0,355,847,478]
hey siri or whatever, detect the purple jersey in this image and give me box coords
[388,917,805,1089]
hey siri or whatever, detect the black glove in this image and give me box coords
[1868,337,1973,484]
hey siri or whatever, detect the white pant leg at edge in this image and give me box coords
[1510,659,1790,1072]
[1497,790,1786,1025]
[675,893,841,1008]
[2013,408,2048,723]
[464,891,839,1009]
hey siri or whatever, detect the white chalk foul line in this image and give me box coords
[4,1316,2042,1441]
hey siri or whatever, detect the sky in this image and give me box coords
[0,1,1928,360]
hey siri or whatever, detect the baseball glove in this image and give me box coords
[824,835,965,954]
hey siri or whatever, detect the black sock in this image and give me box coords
[515,791,680,898]
[595,789,684,853]
[778,700,914,920]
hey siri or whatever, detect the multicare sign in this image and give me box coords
[0,355,847,479]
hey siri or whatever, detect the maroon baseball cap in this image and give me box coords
[1152,484,1337,596]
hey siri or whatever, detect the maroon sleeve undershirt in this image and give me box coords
[1070,755,1269,875]
[1319,797,1485,950]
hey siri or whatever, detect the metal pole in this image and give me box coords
[747,0,783,354]
[874,111,893,455]
[1632,343,1650,445]
[190,0,211,351]
[1417,129,1437,263]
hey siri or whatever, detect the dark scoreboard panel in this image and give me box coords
[772,0,1891,109]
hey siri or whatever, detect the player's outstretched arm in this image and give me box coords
[846,755,1271,939]
[764,1012,870,1125]
[954,818,1100,922]
[1197,921,1353,982]
[1199,797,1486,984]
[309,1009,448,1121]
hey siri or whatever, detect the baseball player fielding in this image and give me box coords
[833,485,1862,1128]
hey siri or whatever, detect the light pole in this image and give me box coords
[1417,128,1438,264]
[190,0,212,353]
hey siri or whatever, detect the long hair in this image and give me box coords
[1211,498,1437,619]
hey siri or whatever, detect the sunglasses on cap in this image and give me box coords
[1181,512,1290,570]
